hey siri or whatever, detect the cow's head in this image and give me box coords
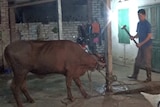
[91,53,106,70]
[96,61,106,71]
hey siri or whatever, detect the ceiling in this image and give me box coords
[8,0,31,3]
[8,0,87,8]
[8,0,86,3]
[8,0,57,7]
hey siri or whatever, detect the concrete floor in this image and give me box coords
[0,63,160,107]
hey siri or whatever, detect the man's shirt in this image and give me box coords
[136,19,152,47]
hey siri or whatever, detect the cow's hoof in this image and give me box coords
[61,97,75,105]
[27,99,35,103]
[84,94,91,99]
[69,97,75,102]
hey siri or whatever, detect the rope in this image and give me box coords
[87,69,130,96]
[87,70,93,94]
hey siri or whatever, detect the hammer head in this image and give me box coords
[121,25,126,29]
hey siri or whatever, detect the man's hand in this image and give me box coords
[136,43,142,48]
[130,36,134,40]
[136,33,152,48]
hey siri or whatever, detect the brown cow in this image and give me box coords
[4,40,105,107]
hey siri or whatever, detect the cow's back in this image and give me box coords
[4,40,33,69]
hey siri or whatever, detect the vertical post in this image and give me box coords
[9,7,19,42]
[87,0,92,23]
[57,0,63,40]
[105,0,113,92]
[0,0,10,67]
[124,44,126,65]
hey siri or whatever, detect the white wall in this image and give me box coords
[111,0,160,65]
[138,0,160,6]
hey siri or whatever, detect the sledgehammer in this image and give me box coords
[121,25,138,45]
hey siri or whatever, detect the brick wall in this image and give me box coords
[16,21,85,42]
[92,0,106,29]
[91,0,106,54]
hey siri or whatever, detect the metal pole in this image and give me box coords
[57,0,63,40]
[105,0,113,92]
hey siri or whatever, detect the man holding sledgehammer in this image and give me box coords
[127,9,152,82]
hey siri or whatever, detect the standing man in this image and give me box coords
[127,9,152,82]
[90,18,101,54]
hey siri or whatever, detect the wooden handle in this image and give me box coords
[123,28,138,45]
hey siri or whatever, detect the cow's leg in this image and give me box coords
[66,76,74,101]
[73,78,88,98]
[20,78,34,103]
[11,74,25,107]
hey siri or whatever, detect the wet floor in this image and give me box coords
[0,64,158,107]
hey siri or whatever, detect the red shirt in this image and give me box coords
[91,22,100,34]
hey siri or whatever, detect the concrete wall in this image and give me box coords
[111,0,160,65]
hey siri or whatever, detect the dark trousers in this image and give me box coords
[89,33,99,54]
[132,45,152,80]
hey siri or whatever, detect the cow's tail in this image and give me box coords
[4,46,10,68]
[3,46,13,77]
[4,46,15,87]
